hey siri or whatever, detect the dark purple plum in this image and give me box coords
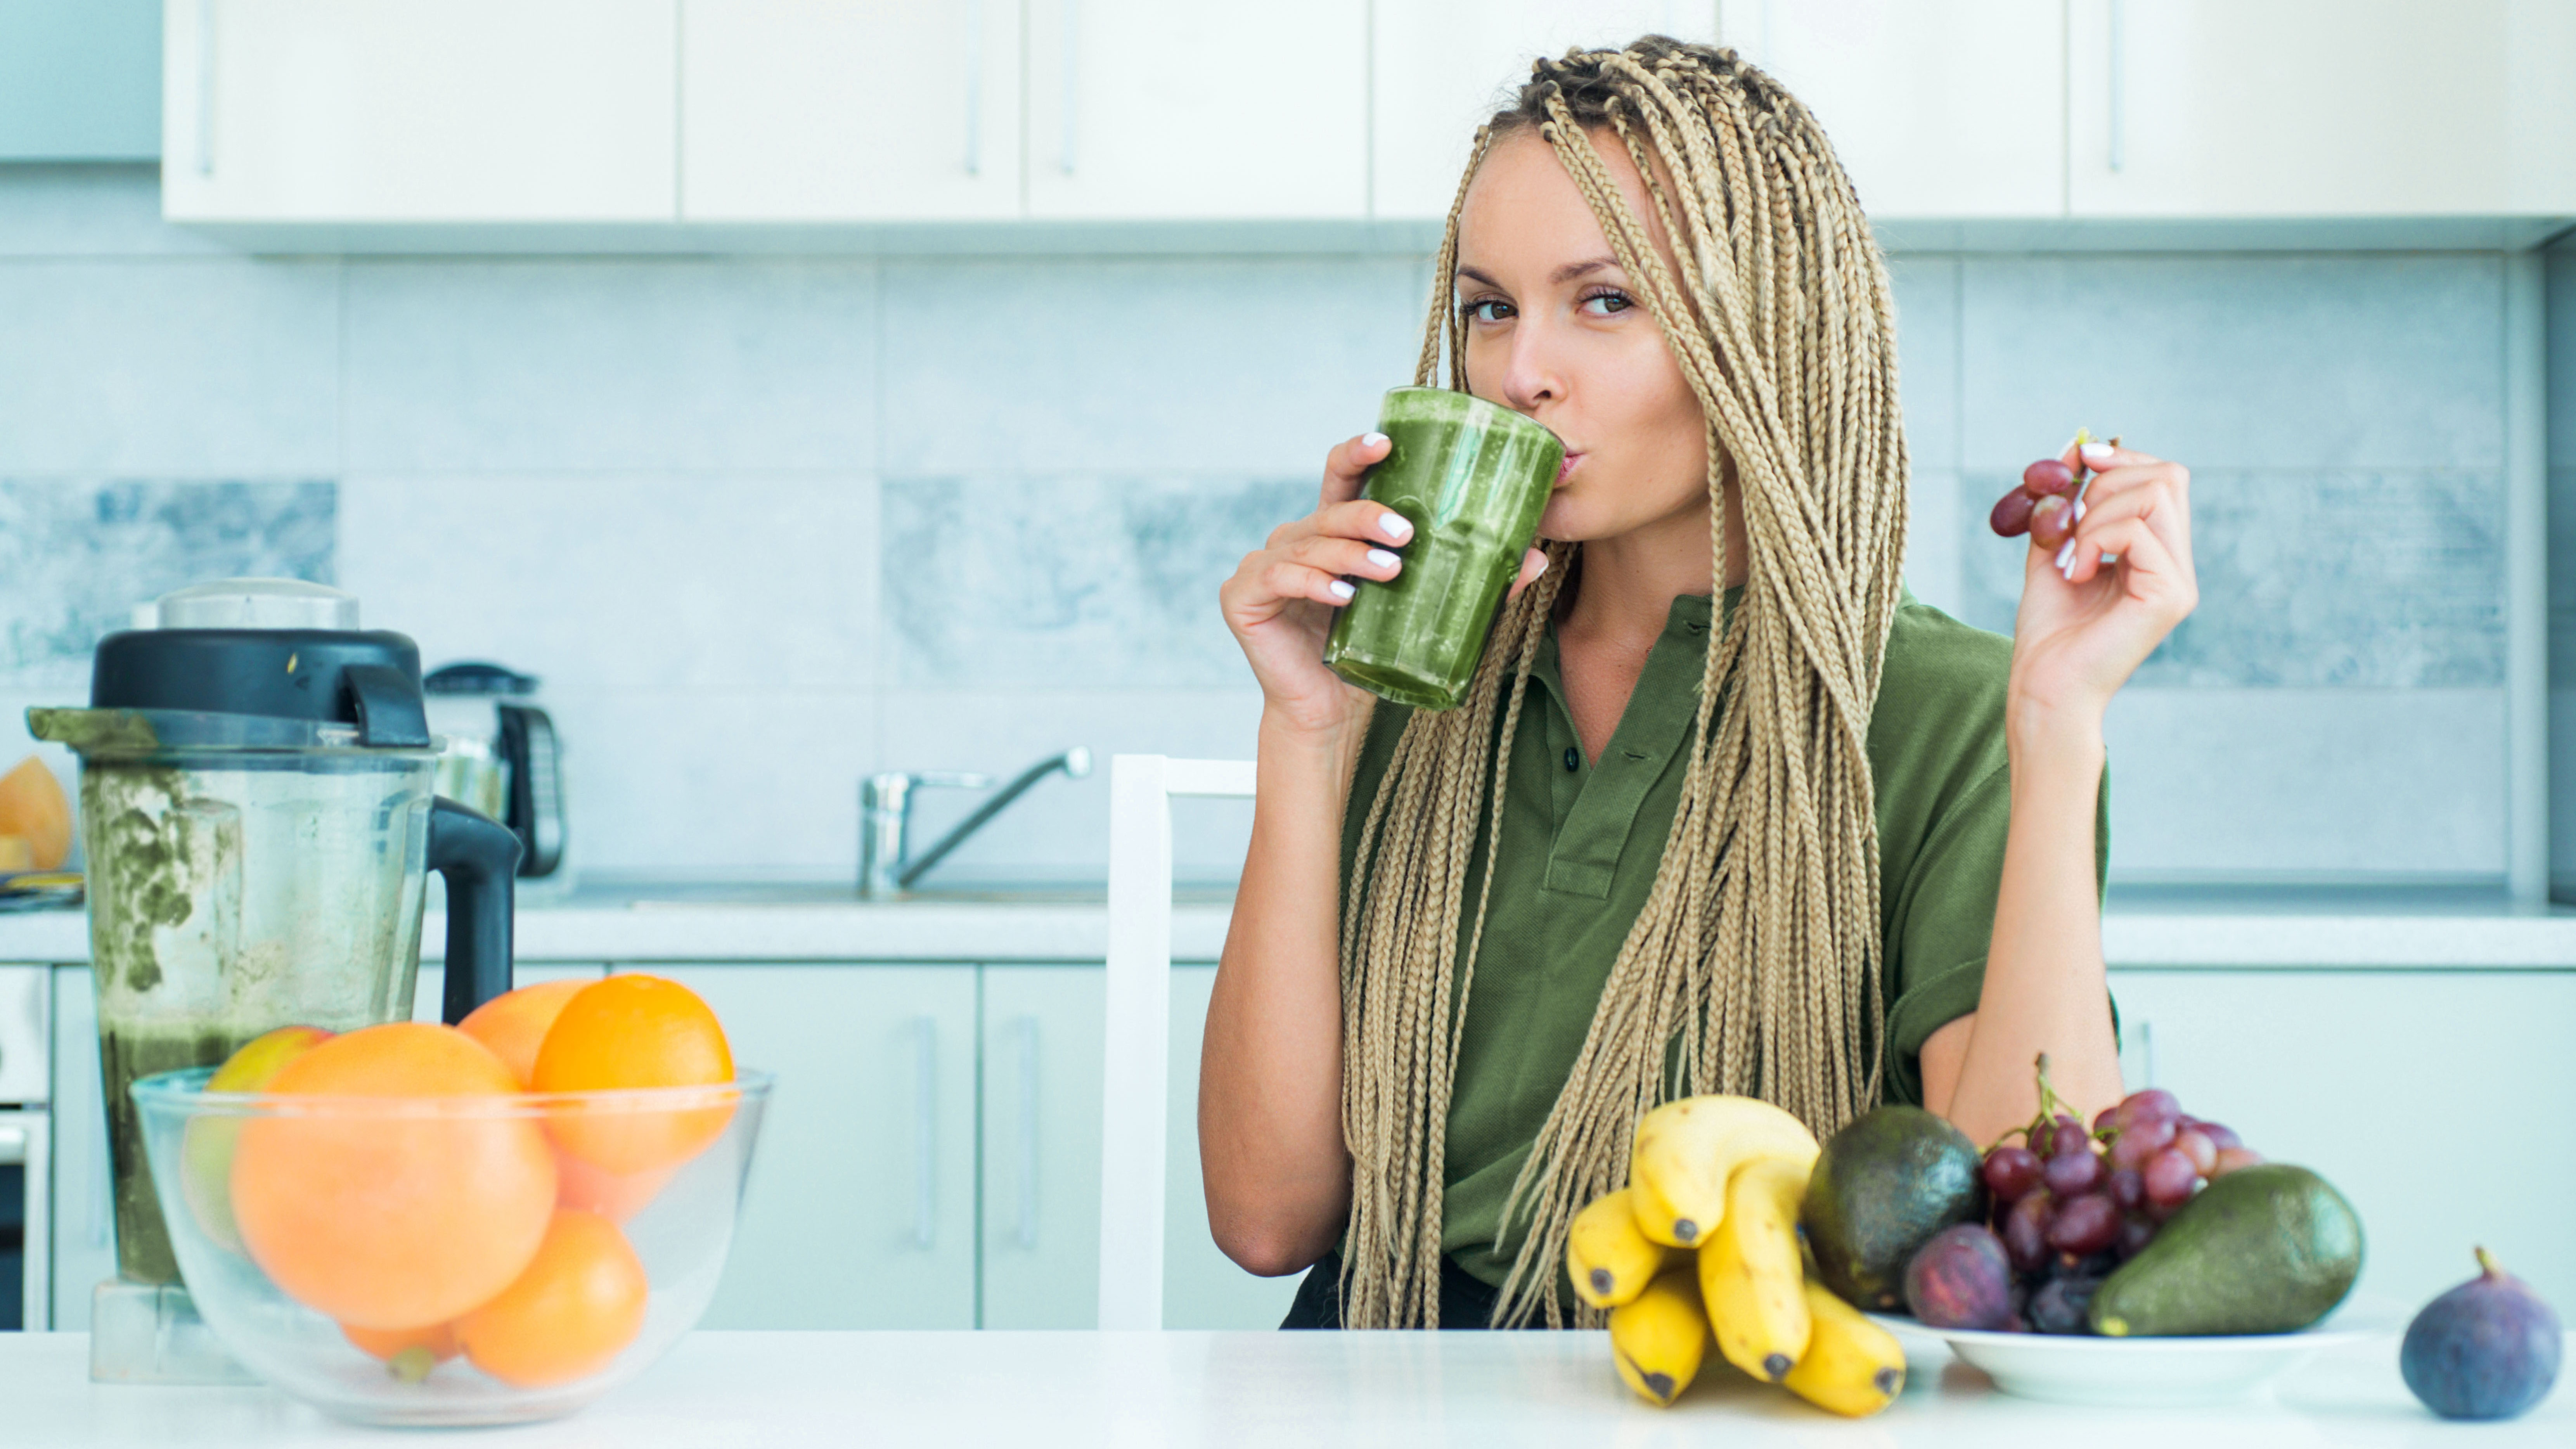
[2029,1274,2106,1335]
[1905,1224,2016,1331]
[2401,1249,2562,1421]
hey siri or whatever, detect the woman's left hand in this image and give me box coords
[2006,439,2199,722]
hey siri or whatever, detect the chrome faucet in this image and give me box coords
[859,747,1094,898]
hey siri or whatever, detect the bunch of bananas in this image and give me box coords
[1568,1095,1905,1418]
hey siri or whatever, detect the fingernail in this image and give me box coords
[2072,498,2087,523]
[2054,538,2076,570]
[1532,554,1550,577]
[1362,432,1390,449]
[1380,513,1412,540]
[2080,443,2114,463]
[1329,580,1356,601]
[2060,556,2077,581]
[1366,548,1401,570]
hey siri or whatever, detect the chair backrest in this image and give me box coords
[1098,753,1256,1331]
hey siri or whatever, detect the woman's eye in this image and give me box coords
[1462,298,1513,324]
[1581,289,1634,316]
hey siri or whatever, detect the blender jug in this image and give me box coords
[28,579,520,1383]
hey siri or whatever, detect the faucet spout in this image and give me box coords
[893,746,1093,891]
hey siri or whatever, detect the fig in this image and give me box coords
[2401,1248,2562,1421]
[1903,1224,2014,1331]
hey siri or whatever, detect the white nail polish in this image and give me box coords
[2072,498,2087,523]
[1380,513,1412,540]
[1362,432,1390,449]
[2059,556,2077,581]
[1366,548,1400,570]
[2101,552,2120,566]
[2080,442,2114,462]
[1329,580,1356,601]
[2054,538,2076,570]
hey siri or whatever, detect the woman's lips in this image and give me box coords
[1555,452,1583,485]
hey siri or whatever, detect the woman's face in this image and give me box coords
[1453,127,1709,545]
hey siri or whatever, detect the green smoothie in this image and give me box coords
[1324,388,1563,711]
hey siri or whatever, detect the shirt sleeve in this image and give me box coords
[1880,758,2112,1107]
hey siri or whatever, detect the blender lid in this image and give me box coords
[153,578,361,630]
[67,578,433,749]
[425,661,540,697]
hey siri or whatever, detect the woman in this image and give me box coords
[1208,38,2197,1331]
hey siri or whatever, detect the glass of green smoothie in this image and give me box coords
[1323,387,1563,711]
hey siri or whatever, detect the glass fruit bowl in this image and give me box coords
[132,1066,772,1427]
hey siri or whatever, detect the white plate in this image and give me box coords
[1865,1309,2392,1407]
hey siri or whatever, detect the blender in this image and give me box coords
[29,579,521,1383]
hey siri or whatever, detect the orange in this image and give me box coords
[455,1210,648,1388]
[458,978,589,1087]
[182,1025,333,1252]
[343,1319,460,1382]
[531,975,735,1175]
[553,1147,678,1224]
[230,1023,557,1331]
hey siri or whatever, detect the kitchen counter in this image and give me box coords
[5,1328,2568,1447]
[2,881,2571,966]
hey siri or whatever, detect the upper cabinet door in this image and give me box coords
[1371,2,1718,222]
[2067,0,2576,216]
[1025,0,1368,220]
[163,0,677,222]
[680,0,1022,222]
[1743,0,2065,220]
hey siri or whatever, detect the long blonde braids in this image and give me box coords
[1336,37,1910,1330]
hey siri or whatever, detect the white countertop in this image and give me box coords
[2,881,2571,967]
[6,1328,2569,1447]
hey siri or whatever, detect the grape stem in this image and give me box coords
[2025,1052,2081,1151]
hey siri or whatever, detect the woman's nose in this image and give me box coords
[1496,329,1563,412]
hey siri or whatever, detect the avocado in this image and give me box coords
[1801,1105,1986,1311]
[2089,1163,2362,1337]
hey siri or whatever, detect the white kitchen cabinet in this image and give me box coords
[1371,2,1719,221]
[679,0,1023,221]
[1024,0,1368,220]
[47,966,110,1332]
[161,0,678,222]
[649,964,978,1330]
[2067,0,2576,217]
[979,964,1302,1330]
[1737,0,2066,219]
[2107,969,2576,1309]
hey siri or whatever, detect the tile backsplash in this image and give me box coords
[0,164,2557,887]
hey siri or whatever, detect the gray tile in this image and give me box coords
[878,256,1425,475]
[0,166,225,257]
[343,260,878,472]
[2548,246,2576,469]
[883,475,1304,691]
[337,473,874,695]
[1886,254,1960,469]
[2555,688,2576,895]
[0,258,340,474]
[875,690,1264,883]
[1960,469,2504,688]
[0,480,333,689]
[547,688,879,875]
[2552,466,2576,687]
[1961,254,2504,471]
[2103,687,2504,879]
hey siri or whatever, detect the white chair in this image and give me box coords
[1098,754,1257,1330]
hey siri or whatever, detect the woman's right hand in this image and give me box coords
[1220,431,1416,736]
[1222,431,1549,737]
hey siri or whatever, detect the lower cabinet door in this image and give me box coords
[646,964,978,1329]
[48,964,110,1331]
[2107,969,2576,1309]
[978,964,1303,1329]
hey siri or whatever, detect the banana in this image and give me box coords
[1567,1188,1679,1310]
[1697,1155,1813,1381]
[1607,1266,1709,1407]
[1782,1279,1907,1418]
[1627,1095,1820,1248]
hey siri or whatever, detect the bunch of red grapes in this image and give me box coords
[1976,1087,2266,1334]
[1989,455,2089,548]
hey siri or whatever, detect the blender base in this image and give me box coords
[89,1280,258,1385]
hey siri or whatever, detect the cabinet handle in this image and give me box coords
[194,0,217,177]
[963,0,982,176]
[912,1014,936,1249]
[2105,0,2126,174]
[1059,0,1080,174]
[1015,1015,1039,1248]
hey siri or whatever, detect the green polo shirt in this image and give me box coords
[1338,590,2109,1288]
